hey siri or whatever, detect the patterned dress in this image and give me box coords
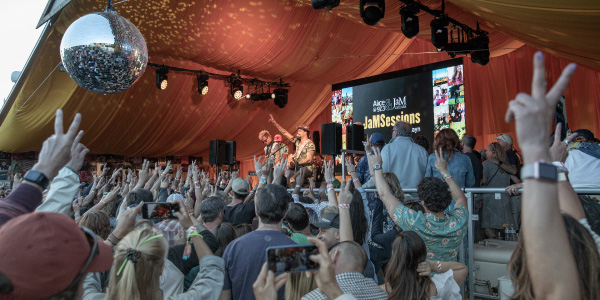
[393,205,468,261]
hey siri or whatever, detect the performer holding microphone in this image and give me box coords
[268,114,315,179]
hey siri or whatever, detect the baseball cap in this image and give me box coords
[312,213,340,229]
[494,134,513,145]
[0,212,113,299]
[370,133,385,146]
[232,178,250,195]
[297,124,311,132]
[274,134,283,142]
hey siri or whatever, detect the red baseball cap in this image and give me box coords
[274,134,283,142]
[0,212,113,299]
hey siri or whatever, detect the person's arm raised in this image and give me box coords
[434,148,468,212]
[505,51,578,300]
[338,179,354,242]
[268,114,294,140]
[371,148,402,217]
[323,160,338,207]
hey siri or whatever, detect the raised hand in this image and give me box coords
[32,109,82,180]
[549,123,578,162]
[66,130,88,172]
[268,114,276,124]
[324,160,334,183]
[505,51,576,159]
[434,148,449,174]
[344,157,356,174]
[254,155,264,175]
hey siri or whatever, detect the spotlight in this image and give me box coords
[469,35,490,65]
[400,5,419,39]
[360,0,385,26]
[156,67,168,90]
[272,88,288,108]
[430,16,449,49]
[311,0,339,10]
[230,76,244,100]
[197,74,209,95]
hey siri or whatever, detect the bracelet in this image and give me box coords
[186,226,197,236]
[338,204,350,209]
[352,178,360,182]
[442,172,452,180]
[295,184,301,188]
[107,233,121,245]
[552,161,569,174]
[74,212,80,217]
[103,192,108,195]
[326,180,333,185]
[436,261,442,272]
[327,188,335,192]
[188,232,203,239]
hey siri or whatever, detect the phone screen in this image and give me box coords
[266,244,319,274]
[142,202,180,220]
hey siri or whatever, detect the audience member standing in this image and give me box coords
[425,129,475,189]
[481,142,515,239]
[461,134,482,187]
[220,184,295,300]
[493,134,521,183]
[380,121,427,189]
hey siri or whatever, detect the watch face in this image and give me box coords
[538,163,558,181]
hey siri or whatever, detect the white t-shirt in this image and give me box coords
[429,270,461,300]
[565,150,600,188]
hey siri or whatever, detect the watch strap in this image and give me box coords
[23,170,50,190]
[520,161,558,182]
[373,164,382,170]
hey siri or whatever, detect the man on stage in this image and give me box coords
[268,114,315,179]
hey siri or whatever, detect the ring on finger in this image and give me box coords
[562,139,570,146]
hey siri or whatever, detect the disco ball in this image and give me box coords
[60,11,148,94]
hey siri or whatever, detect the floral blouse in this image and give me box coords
[393,205,468,261]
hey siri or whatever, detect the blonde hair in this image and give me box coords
[488,142,509,173]
[106,228,168,300]
[284,273,317,300]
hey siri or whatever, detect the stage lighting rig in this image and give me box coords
[156,67,168,90]
[400,5,420,39]
[197,73,209,95]
[228,74,244,100]
[311,0,339,10]
[360,0,385,26]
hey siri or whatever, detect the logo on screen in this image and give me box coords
[372,96,406,113]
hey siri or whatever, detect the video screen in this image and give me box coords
[331,58,466,151]
[266,245,319,273]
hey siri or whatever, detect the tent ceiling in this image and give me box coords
[1,0,599,161]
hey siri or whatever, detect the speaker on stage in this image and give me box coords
[321,123,342,155]
[346,124,365,151]
[226,141,236,165]
[209,140,226,165]
[312,131,320,154]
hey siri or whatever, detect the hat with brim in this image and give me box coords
[0,212,113,299]
[311,213,340,229]
[494,134,513,145]
[297,124,311,132]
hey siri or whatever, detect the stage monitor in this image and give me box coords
[331,58,465,154]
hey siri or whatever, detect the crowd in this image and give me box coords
[0,52,599,300]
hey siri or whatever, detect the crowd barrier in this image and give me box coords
[288,187,600,300]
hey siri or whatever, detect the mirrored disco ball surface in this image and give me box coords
[60,11,148,94]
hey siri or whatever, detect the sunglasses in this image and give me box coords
[63,226,99,292]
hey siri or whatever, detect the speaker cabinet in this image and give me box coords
[209,140,226,165]
[226,141,236,165]
[312,131,320,154]
[346,124,365,151]
[321,123,342,155]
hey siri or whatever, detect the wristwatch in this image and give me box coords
[23,170,50,190]
[373,164,382,171]
[520,161,558,182]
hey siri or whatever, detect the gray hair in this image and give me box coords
[394,121,412,137]
[200,196,225,223]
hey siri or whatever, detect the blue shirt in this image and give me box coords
[223,230,296,300]
[425,150,475,188]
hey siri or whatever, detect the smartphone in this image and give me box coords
[265,244,319,274]
[141,202,180,220]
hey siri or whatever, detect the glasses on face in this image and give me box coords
[261,137,269,144]
[63,226,99,292]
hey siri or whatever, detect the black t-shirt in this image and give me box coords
[224,200,256,225]
[167,229,219,276]
[506,149,522,184]
[465,152,483,187]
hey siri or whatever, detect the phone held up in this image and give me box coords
[141,202,180,220]
[266,244,319,274]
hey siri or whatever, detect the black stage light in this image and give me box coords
[470,35,490,65]
[400,6,419,39]
[156,67,168,90]
[311,0,339,10]
[272,88,288,108]
[230,77,244,100]
[360,0,385,26]
[430,16,449,49]
[197,74,209,95]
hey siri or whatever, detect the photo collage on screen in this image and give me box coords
[331,87,353,164]
[432,64,465,138]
